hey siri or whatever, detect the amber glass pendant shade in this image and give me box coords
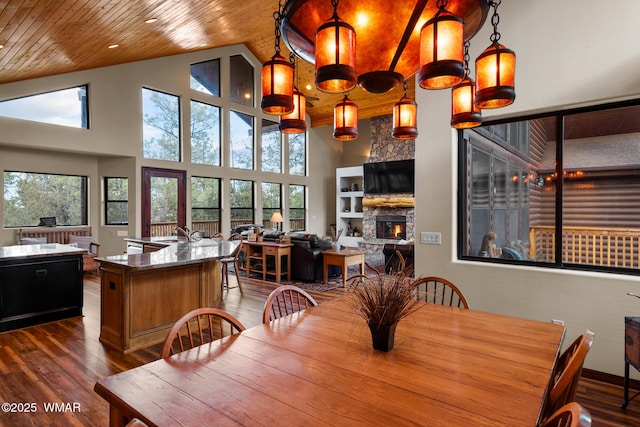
[333,95,358,140]
[261,53,295,115]
[279,87,307,134]
[451,77,482,128]
[418,10,464,90]
[392,95,418,139]
[474,42,516,109]
[315,12,357,94]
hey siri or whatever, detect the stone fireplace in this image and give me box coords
[376,215,406,240]
[359,115,415,254]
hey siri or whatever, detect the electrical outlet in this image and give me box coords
[420,232,441,245]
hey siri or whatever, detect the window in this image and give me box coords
[230,179,254,227]
[4,171,88,227]
[191,177,221,237]
[105,177,128,225]
[261,182,282,227]
[289,133,306,176]
[262,119,281,173]
[0,85,88,128]
[289,185,306,231]
[142,88,180,161]
[230,110,254,169]
[191,100,221,166]
[460,100,640,274]
[190,59,220,96]
[230,55,254,107]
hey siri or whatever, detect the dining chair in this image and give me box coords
[412,276,469,309]
[220,233,243,294]
[161,307,246,358]
[542,330,595,420]
[126,418,150,427]
[262,285,318,323]
[540,402,592,427]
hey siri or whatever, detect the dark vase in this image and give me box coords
[368,322,398,352]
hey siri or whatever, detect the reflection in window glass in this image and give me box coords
[461,118,556,263]
[4,171,88,227]
[0,85,88,128]
[289,133,306,176]
[105,177,128,225]
[289,185,306,231]
[143,88,180,161]
[191,100,220,166]
[230,110,254,170]
[262,119,281,173]
[190,59,220,96]
[262,182,281,227]
[230,179,254,225]
[230,55,254,107]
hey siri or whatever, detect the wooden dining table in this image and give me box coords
[95,297,565,426]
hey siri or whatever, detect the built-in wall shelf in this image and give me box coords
[336,166,364,247]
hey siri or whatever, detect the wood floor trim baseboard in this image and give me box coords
[582,367,640,390]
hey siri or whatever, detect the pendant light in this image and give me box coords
[333,92,358,140]
[315,0,356,94]
[475,0,516,109]
[451,42,482,129]
[261,3,294,115]
[280,55,307,134]
[392,81,418,139]
[418,0,464,90]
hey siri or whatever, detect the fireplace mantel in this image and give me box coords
[363,197,415,208]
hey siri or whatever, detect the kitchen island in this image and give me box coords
[97,237,239,353]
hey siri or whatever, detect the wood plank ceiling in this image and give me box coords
[0,0,411,128]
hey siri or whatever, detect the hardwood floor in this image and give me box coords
[0,273,638,426]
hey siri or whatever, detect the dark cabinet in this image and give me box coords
[0,253,83,331]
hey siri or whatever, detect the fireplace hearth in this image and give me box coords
[376,215,406,240]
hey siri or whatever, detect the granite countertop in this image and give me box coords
[98,238,239,270]
[0,243,87,261]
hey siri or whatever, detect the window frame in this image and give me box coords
[458,98,640,276]
[104,177,129,226]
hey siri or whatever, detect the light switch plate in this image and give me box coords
[117,230,128,237]
[420,232,441,245]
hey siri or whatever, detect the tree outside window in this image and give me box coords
[230,111,254,170]
[4,171,88,227]
[191,100,221,166]
[289,184,306,231]
[230,179,254,226]
[262,182,281,228]
[105,177,128,225]
[262,119,281,173]
[142,88,180,161]
[289,133,306,176]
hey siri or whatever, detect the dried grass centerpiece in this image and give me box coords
[350,272,420,351]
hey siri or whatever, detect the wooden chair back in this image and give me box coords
[263,285,318,323]
[220,233,244,293]
[543,330,595,419]
[126,418,150,427]
[412,276,469,309]
[541,402,592,427]
[161,307,245,358]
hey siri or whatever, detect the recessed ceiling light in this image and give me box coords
[108,44,119,49]
[145,18,157,24]
[305,84,312,91]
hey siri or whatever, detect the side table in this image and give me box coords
[322,248,365,286]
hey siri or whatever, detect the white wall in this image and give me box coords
[0,44,343,255]
[415,0,640,377]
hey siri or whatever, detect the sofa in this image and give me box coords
[287,233,336,282]
[382,243,415,274]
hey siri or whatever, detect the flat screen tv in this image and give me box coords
[363,160,415,195]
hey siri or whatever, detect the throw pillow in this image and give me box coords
[20,236,47,245]
[68,235,94,251]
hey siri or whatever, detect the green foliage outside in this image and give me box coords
[4,172,85,227]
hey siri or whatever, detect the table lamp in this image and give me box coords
[270,212,283,232]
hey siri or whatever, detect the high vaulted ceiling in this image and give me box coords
[0,0,411,128]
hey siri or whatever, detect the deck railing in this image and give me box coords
[529,226,640,268]
[150,219,306,238]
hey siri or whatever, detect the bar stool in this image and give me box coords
[220,233,243,294]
